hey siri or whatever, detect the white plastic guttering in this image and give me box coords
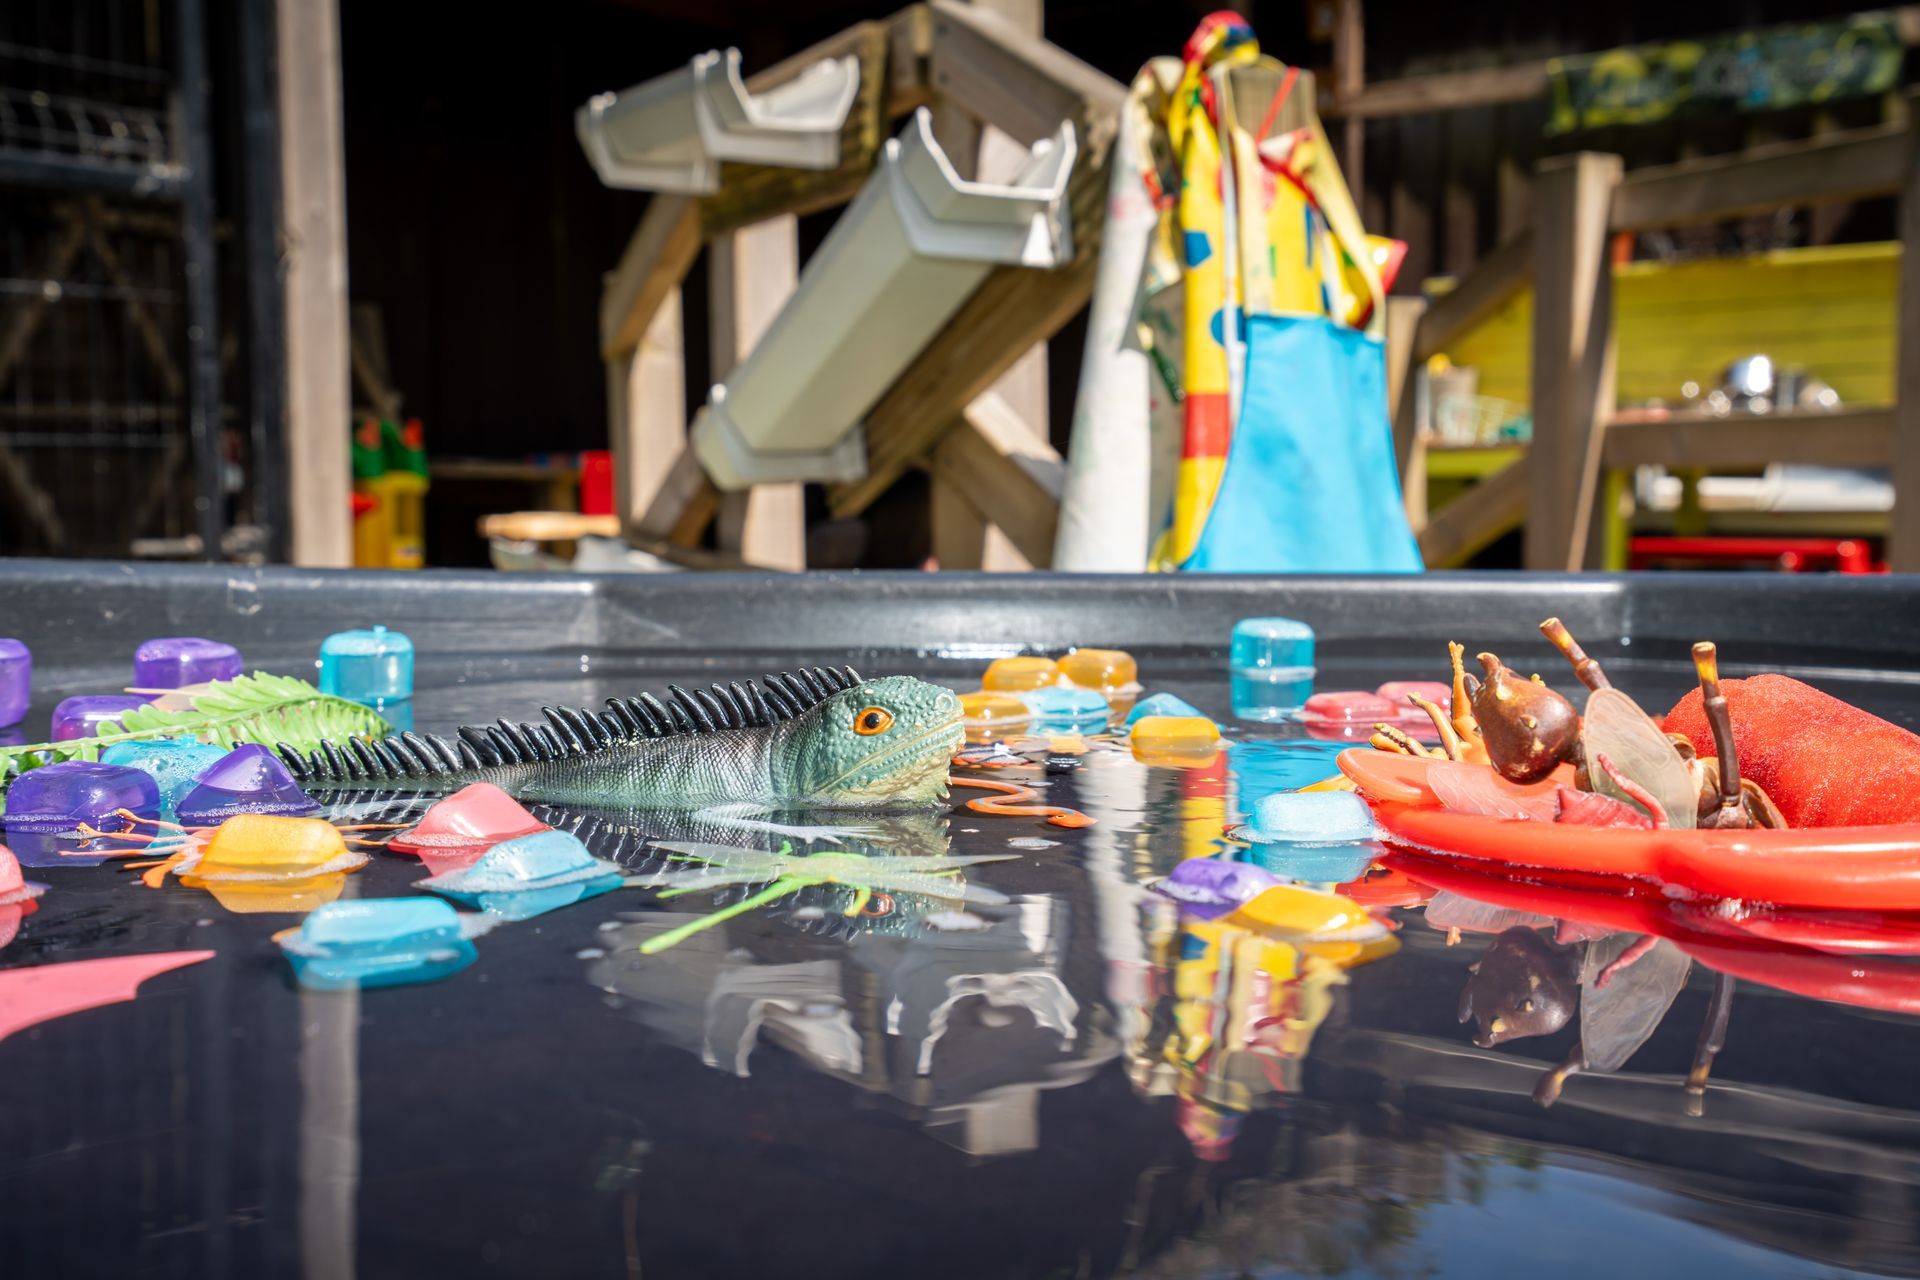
[691,106,1077,490]
[576,48,859,194]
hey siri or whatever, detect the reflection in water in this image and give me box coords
[299,983,359,1280]
[1391,850,1920,1112]
[583,811,1120,1156]
[559,718,1920,1274]
[15,671,1920,1276]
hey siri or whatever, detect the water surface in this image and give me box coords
[4,646,1918,1278]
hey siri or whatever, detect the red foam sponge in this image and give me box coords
[1664,674,1920,828]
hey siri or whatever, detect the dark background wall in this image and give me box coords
[335,0,1308,463]
[335,0,1904,468]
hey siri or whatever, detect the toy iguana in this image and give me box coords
[277,668,963,822]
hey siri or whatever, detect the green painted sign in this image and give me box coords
[1547,11,1904,134]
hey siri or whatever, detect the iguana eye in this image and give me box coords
[854,707,893,735]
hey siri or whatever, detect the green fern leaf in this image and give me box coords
[0,672,392,791]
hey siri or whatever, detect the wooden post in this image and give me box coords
[1333,0,1364,213]
[1527,152,1621,571]
[1384,295,1426,531]
[930,471,1027,569]
[930,392,1065,566]
[612,288,687,541]
[278,0,352,566]
[928,0,1053,569]
[710,216,806,570]
[1893,95,1920,572]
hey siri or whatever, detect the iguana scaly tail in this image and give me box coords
[277,668,963,812]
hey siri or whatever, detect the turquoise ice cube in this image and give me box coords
[1020,686,1110,733]
[279,898,477,990]
[1229,617,1316,722]
[101,737,230,816]
[318,625,414,706]
[1123,692,1203,728]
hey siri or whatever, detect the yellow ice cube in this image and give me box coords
[982,656,1059,692]
[1056,647,1137,693]
[196,815,348,874]
[203,875,348,915]
[1130,715,1222,767]
[959,690,1034,742]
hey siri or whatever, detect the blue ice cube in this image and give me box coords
[1230,616,1315,672]
[1242,791,1375,845]
[1020,686,1110,734]
[1229,617,1315,721]
[318,625,414,706]
[1246,841,1380,885]
[1228,740,1348,808]
[418,829,624,920]
[1123,692,1203,728]
[101,737,230,816]
[1230,668,1316,721]
[278,898,477,990]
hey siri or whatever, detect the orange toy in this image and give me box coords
[1665,674,1920,828]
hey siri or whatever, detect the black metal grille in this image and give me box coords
[0,0,246,562]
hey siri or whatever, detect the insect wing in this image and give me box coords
[1579,934,1692,1073]
[1583,688,1697,829]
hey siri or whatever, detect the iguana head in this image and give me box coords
[784,676,963,807]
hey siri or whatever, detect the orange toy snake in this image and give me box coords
[950,774,1095,828]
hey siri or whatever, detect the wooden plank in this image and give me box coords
[1418,458,1527,568]
[613,287,691,542]
[957,0,1053,567]
[930,470,990,569]
[1324,62,1550,120]
[930,391,1064,566]
[1527,152,1621,571]
[1385,296,1427,531]
[929,468,1030,570]
[1414,230,1531,363]
[889,3,936,115]
[635,445,721,547]
[1332,0,1365,212]
[710,216,805,570]
[1610,125,1905,232]
[278,0,353,567]
[1603,407,1894,471]
[1893,104,1920,572]
[347,304,400,419]
[927,0,1125,151]
[599,195,700,360]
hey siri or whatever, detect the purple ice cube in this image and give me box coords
[134,637,242,689]
[1153,856,1282,920]
[51,694,152,741]
[5,761,162,866]
[0,639,28,729]
[174,743,321,825]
